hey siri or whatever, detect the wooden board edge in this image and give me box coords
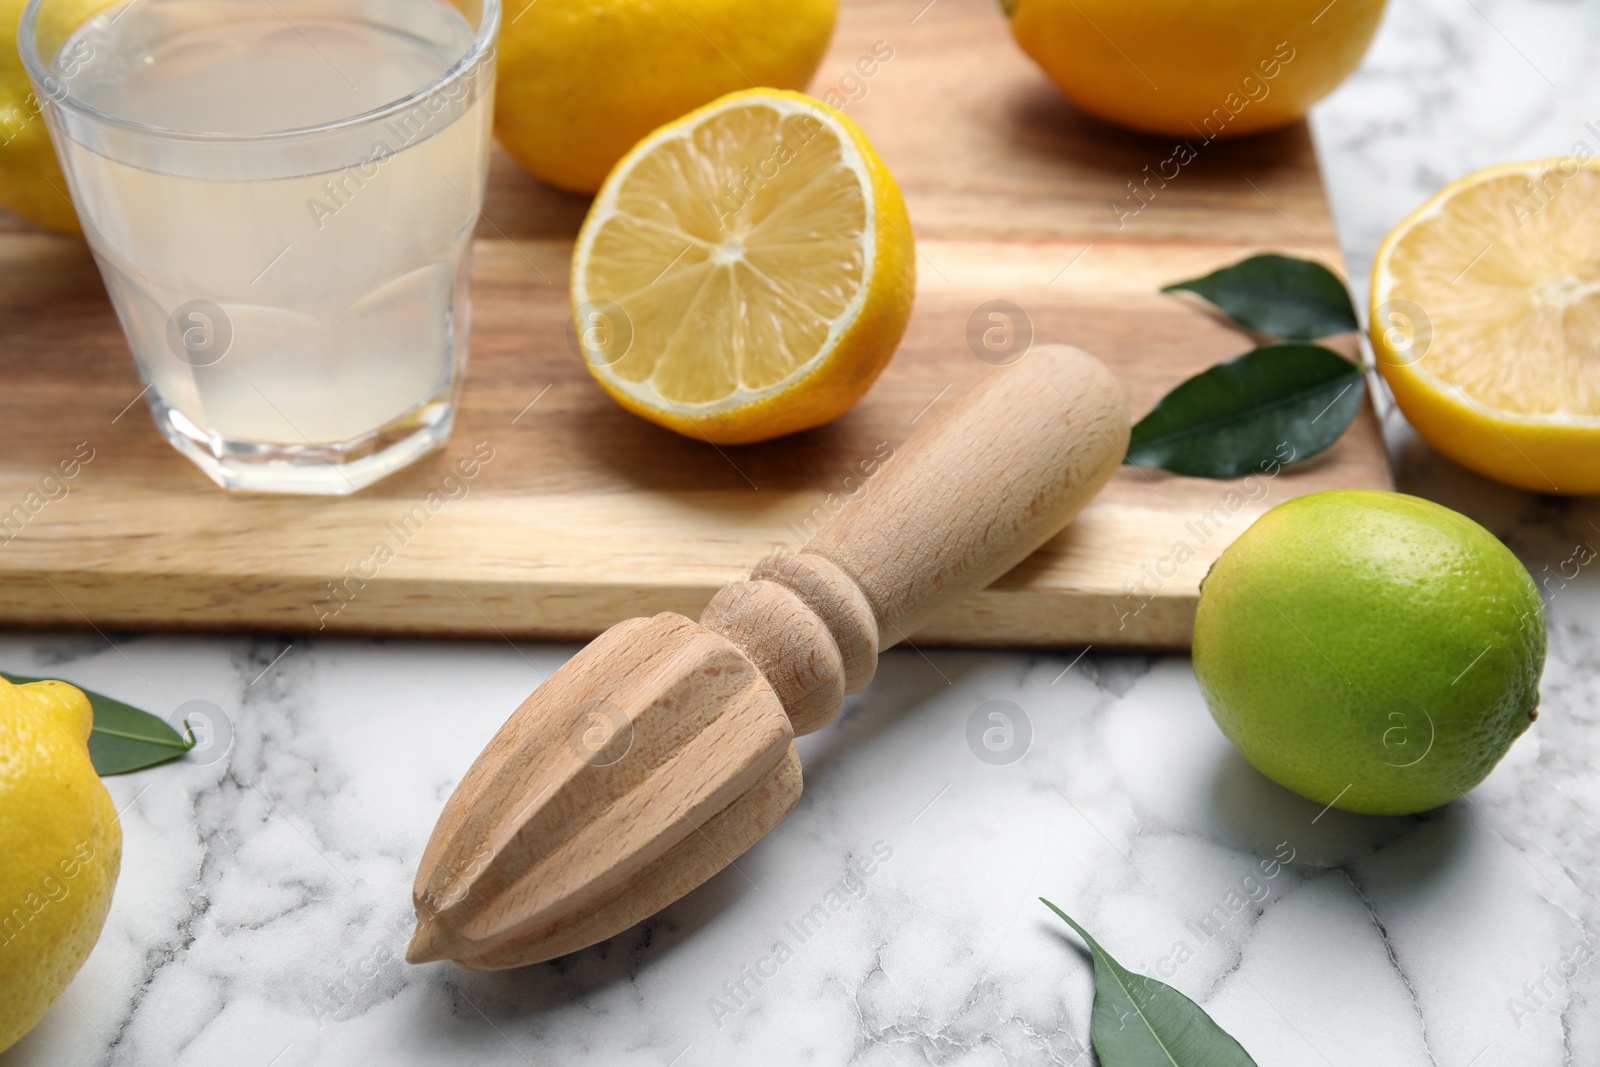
[0,570,1196,649]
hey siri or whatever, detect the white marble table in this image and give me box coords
[7,2,1600,1064]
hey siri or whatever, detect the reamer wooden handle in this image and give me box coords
[408,344,1127,969]
[701,343,1128,734]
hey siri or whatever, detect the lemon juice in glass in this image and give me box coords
[19,0,498,493]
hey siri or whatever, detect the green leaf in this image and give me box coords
[1163,254,1358,340]
[1,670,194,775]
[1042,899,1258,1067]
[1125,343,1364,479]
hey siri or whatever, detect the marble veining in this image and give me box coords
[8,0,1600,1063]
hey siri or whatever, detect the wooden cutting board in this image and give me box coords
[0,0,1391,649]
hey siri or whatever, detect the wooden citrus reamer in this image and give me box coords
[408,344,1129,969]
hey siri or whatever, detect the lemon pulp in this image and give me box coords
[571,88,914,444]
[1372,159,1600,492]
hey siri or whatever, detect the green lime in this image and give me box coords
[1193,490,1544,816]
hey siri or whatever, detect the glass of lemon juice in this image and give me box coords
[19,0,498,493]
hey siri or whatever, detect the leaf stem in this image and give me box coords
[90,726,195,751]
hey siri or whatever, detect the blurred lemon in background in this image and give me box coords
[1371,158,1600,495]
[0,0,86,232]
[1003,0,1386,139]
[0,676,121,1054]
[571,88,914,444]
[495,0,838,194]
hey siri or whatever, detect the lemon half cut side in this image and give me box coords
[570,88,915,445]
[1371,158,1600,494]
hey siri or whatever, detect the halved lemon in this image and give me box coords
[570,88,915,444]
[1371,158,1600,494]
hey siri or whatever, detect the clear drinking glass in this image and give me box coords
[19,0,499,494]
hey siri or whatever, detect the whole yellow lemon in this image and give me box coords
[1004,0,1387,139]
[0,676,121,1054]
[0,0,86,233]
[495,0,838,194]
